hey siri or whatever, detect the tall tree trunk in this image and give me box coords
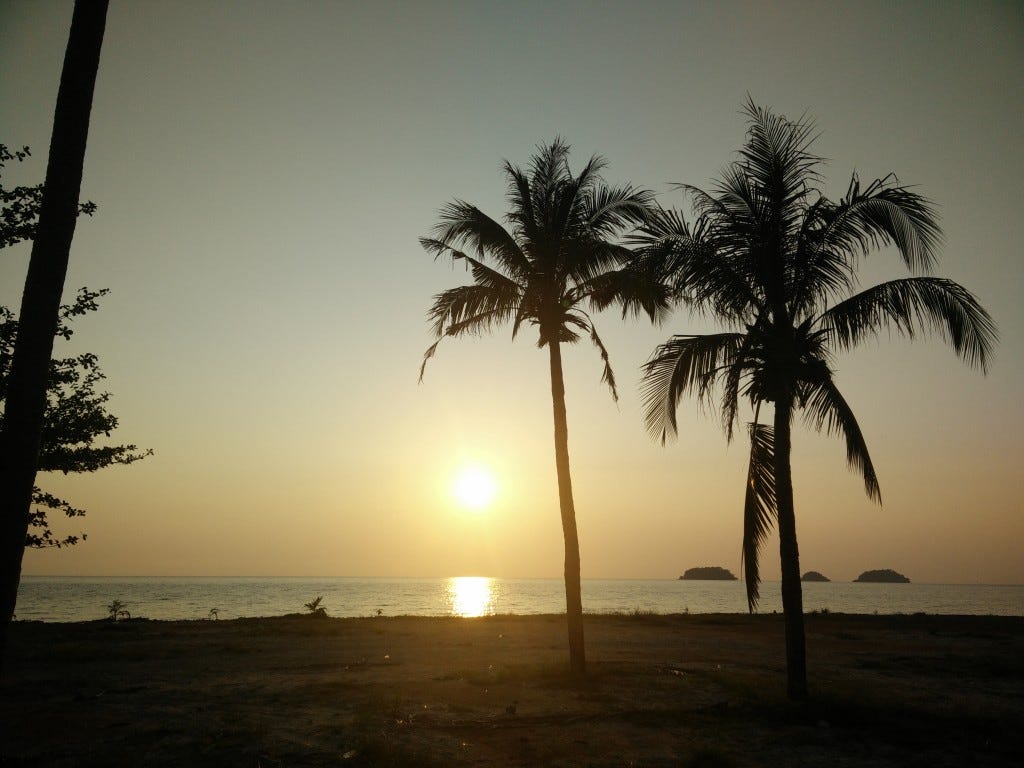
[0,0,108,672]
[548,340,586,676]
[773,394,807,700]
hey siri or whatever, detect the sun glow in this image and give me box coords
[453,465,497,510]
[447,576,495,617]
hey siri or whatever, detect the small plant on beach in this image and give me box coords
[107,600,130,621]
[630,606,657,617]
[304,595,327,617]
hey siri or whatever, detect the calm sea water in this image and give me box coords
[14,576,1024,623]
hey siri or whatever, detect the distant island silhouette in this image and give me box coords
[854,569,910,583]
[679,566,737,581]
[801,571,830,582]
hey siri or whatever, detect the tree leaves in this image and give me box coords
[420,140,655,392]
[820,277,996,373]
[0,143,95,249]
[0,291,152,548]
[742,420,776,612]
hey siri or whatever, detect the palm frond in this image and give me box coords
[820,277,997,373]
[544,321,581,347]
[425,283,521,340]
[738,98,821,222]
[626,206,695,278]
[789,196,860,315]
[420,284,522,382]
[801,377,880,502]
[582,183,656,237]
[418,338,443,382]
[742,418,776,612]
[697,168,765,260]
[631,204,763,321]
[419,237,524,295]
[548,153,596,248]
[589,317,618,402]
[529,139,574,228]
[681,182,767,288]
[503,161,541,246]
[563,239,635,285]
[424,201,531,279]
[640,333,745,444]
[721,331,759,441]
[624,206,698,303]
[707,163,766,233]
[566,310,618,401]
[581,262,672,323]
[511,279,546,340]
[531,137,574,185]
[828,174,942,273]
[627,204,693,245]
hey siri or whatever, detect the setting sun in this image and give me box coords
[453,466,497,510]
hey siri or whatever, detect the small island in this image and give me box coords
[854,569,910,583]
[801,571,830,582]
[679,566,737,581]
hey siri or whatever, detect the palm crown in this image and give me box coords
[639,101,997,610]
[420,139,663,391]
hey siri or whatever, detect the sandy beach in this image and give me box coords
[2,612,1022,766]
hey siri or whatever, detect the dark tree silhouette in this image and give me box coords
[638,100,996,699]
[420,139,663,675]
[1,144,96,249]
[0,0,109,668]
[2,148,133,549]
[0,290,151,548]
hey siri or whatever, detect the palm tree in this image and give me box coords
[420,139,663,675]
[107,599,124,621]
[638,101,996,700]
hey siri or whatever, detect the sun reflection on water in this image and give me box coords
[447,576,494,617]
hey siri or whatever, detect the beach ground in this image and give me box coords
[2,612,1022,767]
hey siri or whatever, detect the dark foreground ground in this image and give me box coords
[2,613,1022,767]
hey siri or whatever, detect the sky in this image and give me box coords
[1,0,1021,584]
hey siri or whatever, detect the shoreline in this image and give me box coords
[16,578,1024,623]
[3,613,1022,766]
[11,606,1024,626]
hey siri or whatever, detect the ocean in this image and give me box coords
[14,576,1024,623]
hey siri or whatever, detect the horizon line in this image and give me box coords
[20,574,1024,587]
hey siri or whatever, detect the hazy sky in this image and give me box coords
[1,0,1021,583]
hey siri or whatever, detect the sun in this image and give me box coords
[453,465,497,510]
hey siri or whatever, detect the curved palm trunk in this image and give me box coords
[0,0,109,673]
[773,394,807,700]
[548,340,586,676]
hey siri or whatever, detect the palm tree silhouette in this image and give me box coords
[638,101,996,699]
[420,139,662,675]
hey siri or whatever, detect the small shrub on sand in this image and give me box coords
[304,596,327,617]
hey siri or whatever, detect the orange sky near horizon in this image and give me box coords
[1,1,1021,585]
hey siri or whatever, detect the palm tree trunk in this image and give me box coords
[773,393,807,700]
[548,340,586,676]
[0,0,108,673]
